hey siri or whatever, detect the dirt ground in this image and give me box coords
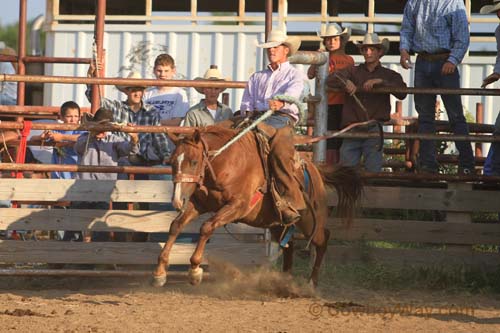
[0,263,500,333]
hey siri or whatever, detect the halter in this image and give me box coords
[173,136,217,192]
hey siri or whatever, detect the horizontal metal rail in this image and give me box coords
[0,74,247,89]
[3,74,499,97]
[362,172,500,183]
[0,121,195,134]
[0,163,171,174]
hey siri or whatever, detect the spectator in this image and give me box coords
[240,29,305,224]
[184,65,233,127]
[308,23,354,165]
[400,0,475,174]
[87,65,170,242]
[480,1,500,177]
[327,33,407,172]
[32,101,82,180]
[0,46,17,105]
[72,107,139,242]
[31,101,82,240]
[144,53,189,126]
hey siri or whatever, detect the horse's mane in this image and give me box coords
[198,125,241,149]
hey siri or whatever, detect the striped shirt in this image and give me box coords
[240,61,304,120]
[400,0,470,65]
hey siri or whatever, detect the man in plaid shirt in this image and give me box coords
[86,65,170,164]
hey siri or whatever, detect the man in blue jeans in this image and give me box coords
[480,0,500,177]
[400,0,475,174]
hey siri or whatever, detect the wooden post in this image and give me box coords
[475,102,484,158]
[446,183,473,256]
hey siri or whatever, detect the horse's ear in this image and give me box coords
[166,131,180,145]
[193,129,201,144]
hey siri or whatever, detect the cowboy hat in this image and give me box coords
[193,65,230,94]
[82,107,113,124]
[480,0,500,14]
[115,71,146,93]
[356,33,390,54]
[257,29,301,55]
[318,23,351,40]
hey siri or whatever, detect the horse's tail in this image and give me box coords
[320,165,363,228]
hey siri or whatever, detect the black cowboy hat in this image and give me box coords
[82,107,113,124]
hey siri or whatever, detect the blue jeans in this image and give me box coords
[0,93,16,105]
[264,114,294,129]
[488,112,500,176]
[414,57,474,171]
[340,124,383,172]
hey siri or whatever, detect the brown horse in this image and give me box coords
[152,125,362,287]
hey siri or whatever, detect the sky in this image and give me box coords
[0,0,46,26]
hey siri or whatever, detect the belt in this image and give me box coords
[274,111,296,122]
[253,111,296,123]
[417,52,450,62]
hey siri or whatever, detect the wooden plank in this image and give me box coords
[446,183,472,223]
[0,209,264,235]
[3,180,499,211]
[327,186,500,212]
[327,245,500,267]
[0,179,173,202]
[0,237,268,266]
[328,218,500,245]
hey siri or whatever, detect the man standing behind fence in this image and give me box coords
[327,33,407,172]
[400,0,475,174]
[480,1,500,177]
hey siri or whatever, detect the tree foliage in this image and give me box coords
[0,19,45,54]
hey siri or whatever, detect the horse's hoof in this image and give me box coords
[151,274,167,287]
[188,267,204,285]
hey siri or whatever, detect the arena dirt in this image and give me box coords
[0,264,499,332]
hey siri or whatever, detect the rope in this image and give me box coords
[1,131,14,163]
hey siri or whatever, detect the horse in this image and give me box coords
[152,125,362,287]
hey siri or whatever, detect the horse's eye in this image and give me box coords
[191,160,198,167]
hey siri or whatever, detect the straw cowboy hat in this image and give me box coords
[356,32,390,54]
[318,23,351,40]
[116,71,146,93]
[257,29,301,55]
[193,65,229,94]
[480,0,500,14]
[82,107,113,124]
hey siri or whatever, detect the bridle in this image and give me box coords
[172,136,218,192]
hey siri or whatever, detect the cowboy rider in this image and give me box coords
[240,29,306,225]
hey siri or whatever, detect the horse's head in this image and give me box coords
[168,130,206,211]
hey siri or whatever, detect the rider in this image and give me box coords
[240,29,306,225]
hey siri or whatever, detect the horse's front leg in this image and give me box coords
[188,200,245,285]
[152,201,199,287]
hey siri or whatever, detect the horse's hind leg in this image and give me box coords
[310,228,330,287]
[152,202,199,287]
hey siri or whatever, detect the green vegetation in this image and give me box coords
[287,252,500,294]
[0,19,45,54]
